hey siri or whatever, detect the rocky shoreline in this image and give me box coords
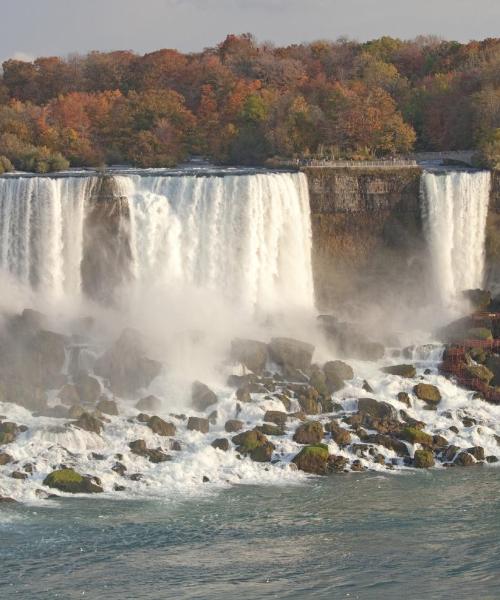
[1,297,499,504]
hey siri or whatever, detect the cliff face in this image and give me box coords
[302,166,427,311]
[81,176,133,303]
[485,170,500,289]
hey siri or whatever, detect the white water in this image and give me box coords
[421,171,491,306]
[0,176,96,300]
[116,172,314,313]
[0,172,314,313]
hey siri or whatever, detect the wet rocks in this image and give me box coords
[414,449,435,468]
[96,397,118,416]
[147,416,176,436]
[269,337,314,373]
[323,360,354,382]
[230,338,268,374]
[467,446,485,461]
[135,395,162,412]
[364,434,409,456]
[58,384,80,406]
[357,398,398,420]
[293,421,324,444]
[191,381,218,411]
[187,417,209,433]
[381,364,416,378]
[232,430,275,462]
[0,452,13,465]
[73,412,103,435]
[318,316,385,361]
[326,422,352,446]
[397,392,411,407]
[464,364,494,385]
[128,439,170,463]
[454,451,476,466]
[255,423,285,436]
[94,328,162,397]
[413,383,441,406]
[292,443,329,474]
[0,421,21,445]
[43,468,103,494]
[211,438,230,451]
[224,419,244,433]
[263,410,288,426]
[75,373,101,405]
[399,427,433,447]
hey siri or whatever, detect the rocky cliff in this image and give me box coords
[302,166,427,311]
[485,169,500,290]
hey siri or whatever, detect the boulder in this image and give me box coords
[413,383,441,406]
[73,412,102,435]
[293,421,324,444]
[309,367,330,397]
[230,339,268,374]
[467,446,485,461]
[232,430,275,462]
[58,384,80,406]
[467,327,493,341]
[357,398,397,420]
[96,397,118,416]
[414,449,435,468]
[43,469,103,494]
[323,360,354,381]
[454,451,476,466]
[147,448,171,463]
[292,444,329,474]
[67,404,85,419]
[235,386,252,403]
[318,316,385,361]
[129,439,148,456]
[381,364,416,378]
[269,337,314,372]
[399,427,433,447]
[147,416,176,436]
[224,419,244,433]
[327,422,352,446]
[327,455,349,473]
[187,417,209,433]
[364,434,408,456]
[263,410,288,426]
[397,392,411,407]
[255,423,285,436]
[464,364,494,385]
[74,373,101,405]
[191,381,218,411]
[135,395,162,412]
[94,329,162,397]
[211,438,230,451]
[0,452,13,465]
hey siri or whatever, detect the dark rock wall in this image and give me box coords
[302,167,428,311]
[485,169,500,290]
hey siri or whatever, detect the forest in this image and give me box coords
[0,34,498,173]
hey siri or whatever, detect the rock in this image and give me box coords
[230,339,268,374]
[464,364,494,384]
[187,417,209,434]
[318,316,385,361]
[467,327,493,341]
[463,289,492,310]
[224,419,244,433]
[414,449,435,468]
[486,456,499,463]
[96,397,118,416]
[73,412,102,435]
[362,380,374,393]
[74,373,101,405]
[364,434,409,456]
[350,460,365,472]
[275,394,291,411]
[94,329,162,397]
[327,455,349,473]
[136,413,151,423]
[111,462,127,476]
[442,445,460,462]
[232,430,275,462]
[129,439,148,456]
[191,381,218,411]
[309,367,330,397]
[413,383,441,406]
[269,337,314,372]
[11,470,28,480]
[263,410,288,426]
[381,364,416,378]
[0,452,13,465]
[255,423,285,436]
[467,446,485,461]
[399,411,424,429]
[397,392,411,407]
[454,451,476,466]
[0,496,16,503]
[399,427,433,446]
[211,438,230,451]
[357,398,397,420]
[292,443,329,474]
[43,468,103,493]
[433,435,448,448]
[58,384,80,406]
[235,386,252,403]
[202,475,210,483]
[208,410,218,425]
[68,404,85,419]
[328,424,351,446]
[147,448,171,463]
[293,421,324,444]
[323,360,354,381]
[135,395,162,412]
[147,416,176,436]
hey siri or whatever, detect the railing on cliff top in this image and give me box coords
[271,158,419,168]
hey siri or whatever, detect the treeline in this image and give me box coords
[0,34,498,173]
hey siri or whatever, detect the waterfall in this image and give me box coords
[0,176,96,299]
[0,171,315,312]
[421,170,491,305]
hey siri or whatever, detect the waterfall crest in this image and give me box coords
[421,170,491,305]
[0,172,315,312]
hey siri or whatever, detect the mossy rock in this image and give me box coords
[43,468,103,493]
[464,364,494,384]
[232,430,275,462]
[413,383,441,405]
[323,360,354,381]
[400,427,433,446]
[381,364,416,378]
[293,420,324,444]
[414,449,435,468]
[292,443,329,474]
[255,423,285,436]
[466,327,493,341]
[309,368,329,397]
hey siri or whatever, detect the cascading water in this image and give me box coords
[0,171,315,312]
[0,176,96,299]
[421,170,491,306]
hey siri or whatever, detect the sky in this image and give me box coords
[1,0,499,63]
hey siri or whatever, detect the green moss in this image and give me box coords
[401,427,433,446]
[297,443,329,460]
[414,449,435,468]
[466,327,493,341]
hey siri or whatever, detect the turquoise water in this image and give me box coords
[1,468,499,599]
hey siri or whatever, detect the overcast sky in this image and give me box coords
[1,0,499,63]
